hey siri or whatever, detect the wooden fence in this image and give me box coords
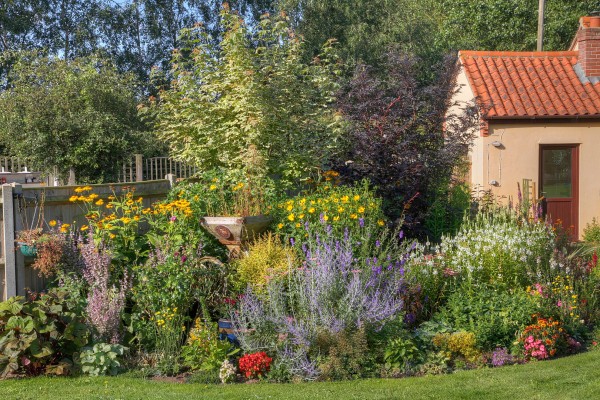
[121,155,199,183]
[0,156,32,173]
[1,180,173,300]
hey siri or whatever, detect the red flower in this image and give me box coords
[238,352,273,380]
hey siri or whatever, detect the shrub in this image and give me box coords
[383,336,423,372]
[0,288,89,377]
[181,319,239,372]
[238,352,273,380]
[232,228,414,380]
[273,180,386,248]
[434,285,539,351]
[219,359,237,384]
[438,209,555,288]
[316,328,375,380]
[432,331,480,365]
[235,233,296,293]
[78,343,127,376]
[583,218,600,243]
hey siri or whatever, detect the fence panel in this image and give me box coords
[2,180,173,300]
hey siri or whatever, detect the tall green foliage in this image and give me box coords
[142,6,344,187]
[0,53,153,183]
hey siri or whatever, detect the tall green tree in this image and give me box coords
[0,53,153,183]
[141,6,344,186]
[437,0,598,52]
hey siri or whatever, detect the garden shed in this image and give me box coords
[452,15,600,239]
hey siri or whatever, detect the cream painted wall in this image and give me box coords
[481,122,600,239]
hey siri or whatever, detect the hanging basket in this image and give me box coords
[17,242,38,257]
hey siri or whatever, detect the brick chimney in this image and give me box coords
[578,15,600,77]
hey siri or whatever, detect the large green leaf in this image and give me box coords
[0,297,24,316]
[5,315,34,333]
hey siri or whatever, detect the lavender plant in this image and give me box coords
[231,228,417,380]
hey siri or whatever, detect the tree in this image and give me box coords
[0,53,153,183]
[281,0,443,71]
[335,50,477,232]
[142,6,344,187]
[437,0,598,52]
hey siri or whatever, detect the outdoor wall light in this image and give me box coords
[491,141,503,147]
[489,180,499,186]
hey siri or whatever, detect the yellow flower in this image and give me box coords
[95,199,104,206]
[121,217,132,224]
[358,206,365,213]
[350,214,358,219]
[287,214,295,222]
[308,207,316,214]
[48,220,57,227]
[80,225,89,232]
[323,215,329,221]
[295,223,301,228]
[286,204,293,211]
[341,195,349,203]
[299,214,305,219]
[277,223,284,229]
[353,195,360,201]
[69,195,78,202]
[106,203,114,209]
[333,216,340,222]
[109,233,116,239]
[377,220,385,226]
[74,187,85,193]
[209,184,217,190]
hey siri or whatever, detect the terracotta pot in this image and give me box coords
[200,215,272,257]
[591,17,600,28]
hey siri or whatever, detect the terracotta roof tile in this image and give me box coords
[459,51,600,119]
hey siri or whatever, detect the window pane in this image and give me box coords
[541,149,572,198]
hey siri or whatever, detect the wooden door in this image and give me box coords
[539,145,579,240]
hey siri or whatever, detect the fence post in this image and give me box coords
[135,154,143,182]
[68,168,76,185]
[2,184,16,299]
[165,173,175,188]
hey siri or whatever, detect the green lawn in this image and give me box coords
[1,350,599,400]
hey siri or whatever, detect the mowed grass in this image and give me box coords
[1,350,599,400]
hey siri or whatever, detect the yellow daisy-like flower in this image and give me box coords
[323,215,329,221]
[299,214,305,219]
[95,199,104,206]
[295,223,301,228]
[333,216,340,222]
[287,214,295,221]
[277,223,284,229]
[308,207,316,214]
[353,195,360,201]
[209,184,217,190]
[377,220,385,226]
[48,220,57,227]
[80,225,89,232]
[358,206,365,213]
[74,187,85,193]
[286,204,293,211]
[69,195,78,202]
[350,214,358,219]
[341,195,349,203]
[121,217,132,224]
[337,207,344,213]
[106,203,114,209]
[109,233,116,239]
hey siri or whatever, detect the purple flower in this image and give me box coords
[290,237,296,247]
[375,240,381,248]
[359,218,365,228]
[170,215,177,222]
[491,348,514,367]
